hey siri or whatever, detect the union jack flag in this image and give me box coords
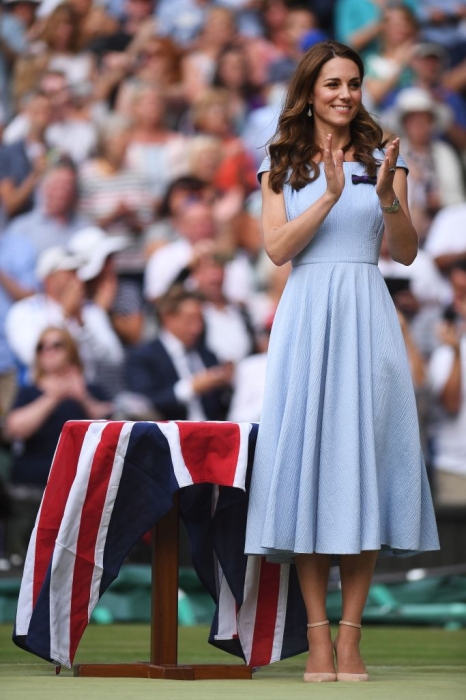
[12,420,308,669]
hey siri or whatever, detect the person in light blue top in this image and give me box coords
[244,40,439,684]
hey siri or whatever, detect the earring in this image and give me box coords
[307,105,312,117]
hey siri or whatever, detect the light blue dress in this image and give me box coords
[244,151,440,562]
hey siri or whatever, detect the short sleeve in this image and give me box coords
[395,153,409,174]
[257,155,271,184]
[373,148,409,174]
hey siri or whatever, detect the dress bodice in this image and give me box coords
[258,152,408,267]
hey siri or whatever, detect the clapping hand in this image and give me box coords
[376,137,399,200]
[324,134,345,202]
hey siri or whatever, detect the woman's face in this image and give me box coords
[218,50,247,89]
[402,111,434,145]
[134,89,165,128]
[36,331,69,375]
[309,57,362,131]
[383,8,417,46]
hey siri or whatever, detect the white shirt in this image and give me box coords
[158,329,206,420]
[5,294,124,382]
[429,336,466,476]
[378,249,449,306]
[227,353,267,422]
[203,303,252,364]
[424,204,466,259]
[144,239,255,304]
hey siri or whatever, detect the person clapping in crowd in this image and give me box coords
[4,326,112,559]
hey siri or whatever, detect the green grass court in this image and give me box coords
[1,624,465,699]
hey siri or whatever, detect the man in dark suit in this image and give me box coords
[125,286,233,420]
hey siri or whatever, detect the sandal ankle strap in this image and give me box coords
[307,620,330,628]
[339,620,362,629]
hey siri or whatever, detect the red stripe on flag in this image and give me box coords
[249,559,281,667]
[69,422,124,662]
[33,421,91,606]
[176,422,240,486]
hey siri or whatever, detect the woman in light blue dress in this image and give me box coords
[244,41,439,683]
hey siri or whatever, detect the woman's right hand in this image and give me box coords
[323,134,345,202]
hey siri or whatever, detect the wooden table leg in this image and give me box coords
[75,495,252,680]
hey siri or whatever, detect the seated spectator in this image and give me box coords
[242,0,291,89]
[180,6,237,103]
[0,0,40,123]
[115,35,184,125]
[15,2,95,95]
[428,262,466,505]
[188,87,258,197]
[190,252,255,363]
[144,175,215,254]
[144,199,254,304]
[383,86,465,244]
[0,91,53,224]
[68,225,144,347]
[380,41,466,154]
[4,158,89,257]
[424,201,466,296]
[4,326,112,558]
[5,246,124,385]
[363,4,419,110]
[125,285,233,420]
[78,112,154,278]
[124,82,187,204]
[378,232,447,357]
[212,44,261,135]
[0,227,39,419]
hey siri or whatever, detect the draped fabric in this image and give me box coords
[13,420,307,669]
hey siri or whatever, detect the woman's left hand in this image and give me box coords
[376,137,399,200]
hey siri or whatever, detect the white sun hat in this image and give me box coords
[383,86,453,135]
[36,246,83,282]
[68,226,131,281]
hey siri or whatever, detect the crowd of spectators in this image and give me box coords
[1,0,466,565]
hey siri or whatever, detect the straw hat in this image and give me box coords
[383,86,453,135]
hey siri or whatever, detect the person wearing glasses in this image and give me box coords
[4,326,112,561]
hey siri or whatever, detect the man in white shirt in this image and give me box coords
[5,246,124,384]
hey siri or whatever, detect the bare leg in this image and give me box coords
[295,553,335,674]
[334,550,378,675]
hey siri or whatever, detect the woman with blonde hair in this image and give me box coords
[5,326,112,558]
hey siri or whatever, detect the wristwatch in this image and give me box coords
[380,197,400,213]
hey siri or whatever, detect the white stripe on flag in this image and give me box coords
[156,422,193,487]
[14,499,44,636]
[232,423,250,490]
[236,555,261,665]
[49,422,106,667]
[15,429,65,636]
[213,564,238,640]
[88,422,134,618]
[270,563,290,663]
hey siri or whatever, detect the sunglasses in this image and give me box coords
[37,340,66,353]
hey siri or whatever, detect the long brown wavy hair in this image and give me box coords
[268,41,387,193]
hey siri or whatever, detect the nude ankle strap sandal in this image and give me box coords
[334,620,369,682]
[303,620,337,683]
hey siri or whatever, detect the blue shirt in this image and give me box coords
[4,208,90,257]
[0,231,39,373]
